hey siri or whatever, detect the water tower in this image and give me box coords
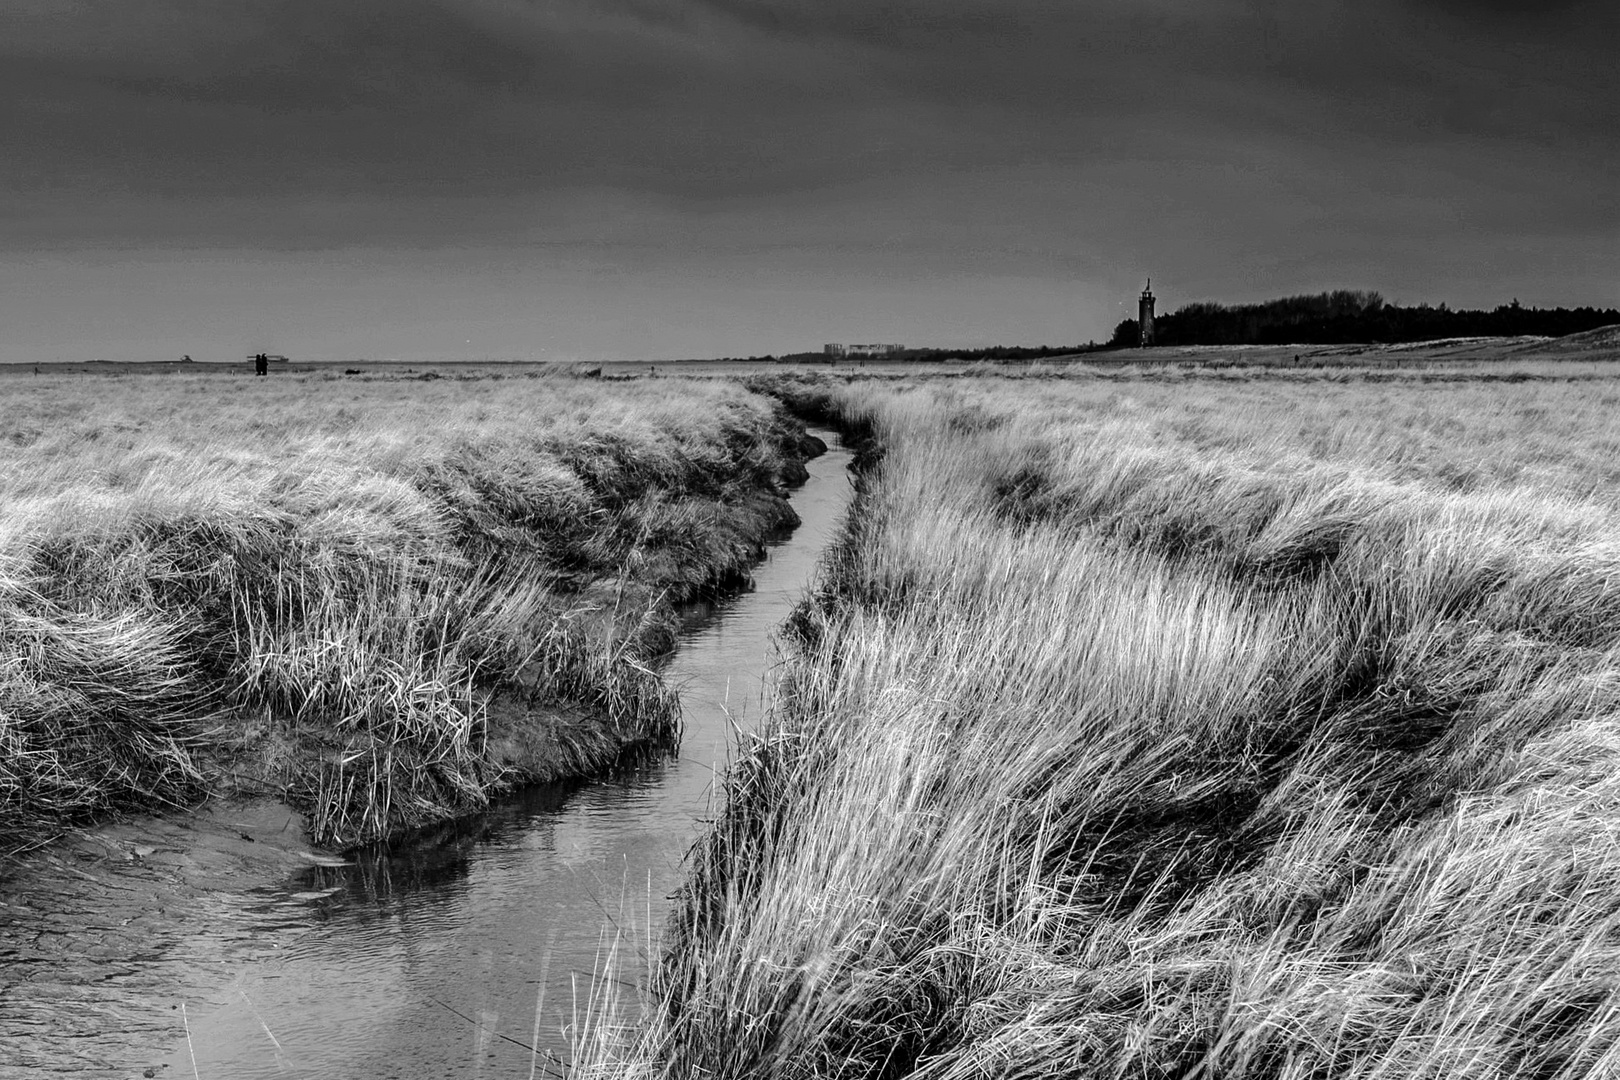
[1138,280,1156,347]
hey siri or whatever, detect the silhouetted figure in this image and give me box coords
[254,353,268,377]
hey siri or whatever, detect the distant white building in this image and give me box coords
[825,343,903,358]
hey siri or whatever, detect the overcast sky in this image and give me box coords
[2,0,1616,362]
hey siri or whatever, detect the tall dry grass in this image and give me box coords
[587,369,1620,1079]
[0,369,812,852]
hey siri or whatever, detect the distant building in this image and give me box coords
[825,343,903,358]
[1138,281,1156,347]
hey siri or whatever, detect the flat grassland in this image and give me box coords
[0,370,814,853]
[590,364,1620,1078]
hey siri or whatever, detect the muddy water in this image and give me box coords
[0,430,852,1080]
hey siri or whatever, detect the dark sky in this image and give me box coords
[3,0,1616,362]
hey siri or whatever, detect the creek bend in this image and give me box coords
[0,428,852,1080]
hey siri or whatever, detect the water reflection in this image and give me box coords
[297,780,582,909]
[165,430,852,1079]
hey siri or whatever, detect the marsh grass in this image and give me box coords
[0,371,810,851]
[587,369,1620,1079]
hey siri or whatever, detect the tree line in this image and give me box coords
[1110,290,1620,347]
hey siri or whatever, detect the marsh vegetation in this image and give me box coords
[0,370,817,852]
[586,364,1620,1079]
[9,356,1620,1077]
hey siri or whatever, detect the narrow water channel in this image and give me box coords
[0,429,852,1080]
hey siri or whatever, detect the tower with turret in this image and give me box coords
[1138,280,1156,347]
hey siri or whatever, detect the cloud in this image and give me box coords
[1,0,1612,326]
[1,1,890,201]
[6,0,1613,202]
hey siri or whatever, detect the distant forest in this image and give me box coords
[1110,291,1620,347]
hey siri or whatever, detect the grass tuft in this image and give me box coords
[0,371,816,852]
[586,370,1620,1079]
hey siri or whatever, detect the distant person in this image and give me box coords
[254,353,268,377]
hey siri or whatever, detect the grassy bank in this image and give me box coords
[589,367,1620,1078]
[0,369,818,854]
